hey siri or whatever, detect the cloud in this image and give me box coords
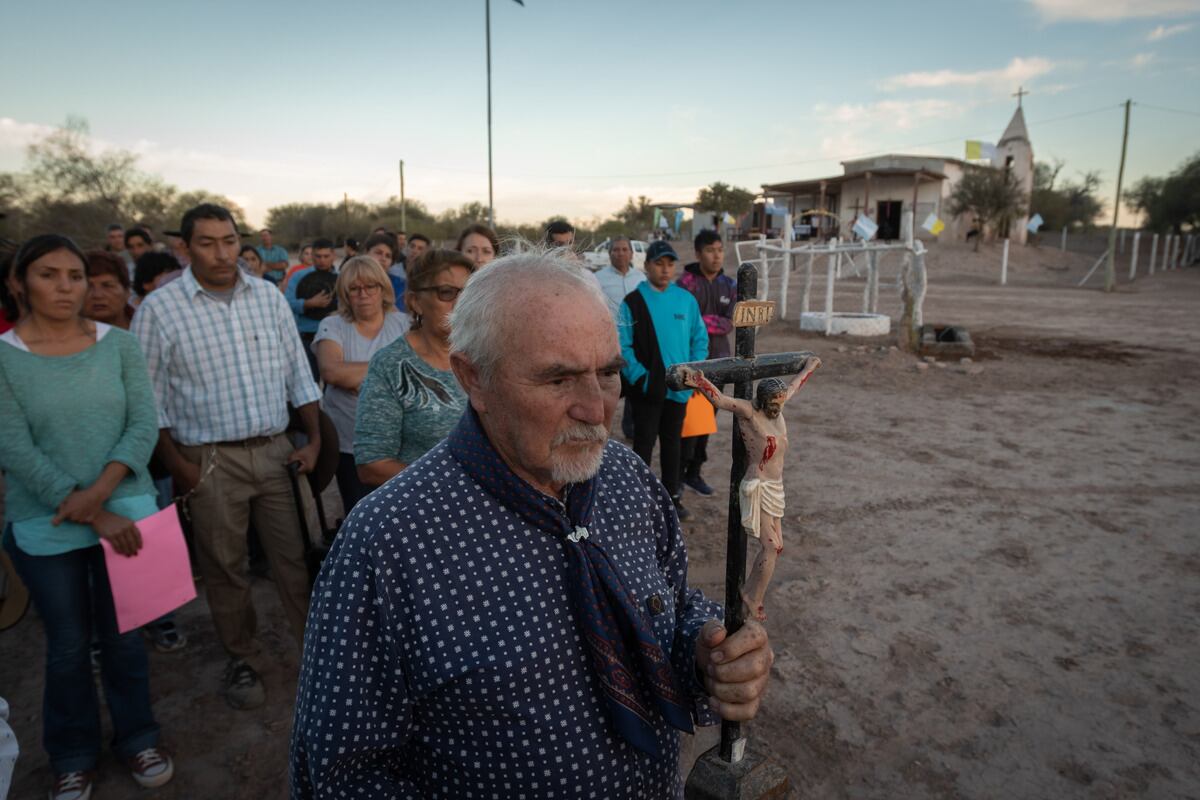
[880,57,1056,92]
[1130,52,1157,67]
[1029,0,1200,21]
[813,99,964,130]
[0,117,56,151]
[1147,21,1193,38]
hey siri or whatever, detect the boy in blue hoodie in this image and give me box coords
[618,241,708,520]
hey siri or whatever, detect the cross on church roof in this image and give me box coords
[1013,86,1030,108]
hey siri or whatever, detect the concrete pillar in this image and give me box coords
[1148,233,1158,276]
[1129,231,1140,281]
[825,240,837,336]
[801,250,815,314]
[1061,227,1067,251]
[1001,238,1010,285]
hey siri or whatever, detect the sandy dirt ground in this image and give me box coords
[2,240,1198,799]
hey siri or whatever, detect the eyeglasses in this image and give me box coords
[412,285,464,302]
[347,284,382,296]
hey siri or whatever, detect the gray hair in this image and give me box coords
[610,235,631,248]
[448,247,608,384]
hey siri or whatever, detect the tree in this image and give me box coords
[1126,152,1200,234]
[695,182,754,217]
[947,167,1027,250]
[1031,160,1104,232]
[26,117,140,217]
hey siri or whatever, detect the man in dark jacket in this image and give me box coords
[675,229,735,495]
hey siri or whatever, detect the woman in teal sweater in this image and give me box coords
[0,235,174,799]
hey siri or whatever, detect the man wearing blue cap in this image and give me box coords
[618,240,708,520]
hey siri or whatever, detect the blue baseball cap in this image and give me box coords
[645,241,679,263]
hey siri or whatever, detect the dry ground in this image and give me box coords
[2,240,1198,799]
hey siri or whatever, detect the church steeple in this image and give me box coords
[999,105,1030,147]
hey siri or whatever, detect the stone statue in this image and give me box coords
[679,357,821,622]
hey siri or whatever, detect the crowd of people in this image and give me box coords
[0,204,769,800]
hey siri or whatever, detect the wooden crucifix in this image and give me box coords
[666,262,818,766]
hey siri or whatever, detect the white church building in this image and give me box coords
[760,104,1034,244]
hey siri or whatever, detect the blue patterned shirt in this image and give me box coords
[290,435,723,799]
[131,268,321,445]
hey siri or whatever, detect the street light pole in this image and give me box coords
[399,159,406,232]
[1104,100,1131,293]
[485,0,495,229]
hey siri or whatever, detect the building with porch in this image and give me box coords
[761,105,1034,244]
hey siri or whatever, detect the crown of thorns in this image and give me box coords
[754,378,788,409]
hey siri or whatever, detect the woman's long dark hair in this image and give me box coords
[0,237,19,322]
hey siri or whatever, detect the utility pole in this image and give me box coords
[1104,100,1131,292]
[485,0,495,229]
[343,192,350,237]
[399,160,406,232]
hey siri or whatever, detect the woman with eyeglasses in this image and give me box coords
[353,249,476,490]
[313,256,410,515]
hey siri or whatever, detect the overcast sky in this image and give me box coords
[1,0,1198,226]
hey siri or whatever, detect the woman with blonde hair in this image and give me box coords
[313,255,410,515]
[354,249,475,489]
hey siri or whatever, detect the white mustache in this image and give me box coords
[552,425,608,447]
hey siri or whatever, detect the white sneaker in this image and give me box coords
[49,770,93,800]
[128,746,174,788]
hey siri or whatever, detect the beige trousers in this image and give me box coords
[181,434,314,658]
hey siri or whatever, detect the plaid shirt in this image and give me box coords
[132,268,321,446]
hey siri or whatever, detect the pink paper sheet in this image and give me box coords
[100,505,197,633]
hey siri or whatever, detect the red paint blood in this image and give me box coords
[759,435,777,471]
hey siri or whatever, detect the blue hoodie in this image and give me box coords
[618,281,708,404]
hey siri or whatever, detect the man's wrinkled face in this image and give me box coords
[107,229,125,251]
[609,240,632,271]
[260,230,273,247]
[471,287,622,494]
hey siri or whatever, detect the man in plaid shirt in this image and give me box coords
[132,203,322,710]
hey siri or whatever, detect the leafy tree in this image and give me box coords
[27,117,139,217]
[1032,159,1103,232]
[695,182,754,217]
[1126,152,1200,234]
[947,167,1027,250]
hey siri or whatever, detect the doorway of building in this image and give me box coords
[876,201,902,240]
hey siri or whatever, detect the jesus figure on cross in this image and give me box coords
[679,356,821,622]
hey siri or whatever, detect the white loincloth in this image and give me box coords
[739,478,785,539]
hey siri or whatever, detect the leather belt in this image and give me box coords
[212,435,276,448]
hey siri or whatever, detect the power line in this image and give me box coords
[1133,102,1200,118]
[410,103,1122,181]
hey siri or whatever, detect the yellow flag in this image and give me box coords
[931,219,945,236]
[965,140,982,160]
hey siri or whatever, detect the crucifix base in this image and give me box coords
[684,741,791,800]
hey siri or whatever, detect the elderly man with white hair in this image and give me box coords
[290,250,773,798]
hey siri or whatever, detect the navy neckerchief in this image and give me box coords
[447,407,694,758]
